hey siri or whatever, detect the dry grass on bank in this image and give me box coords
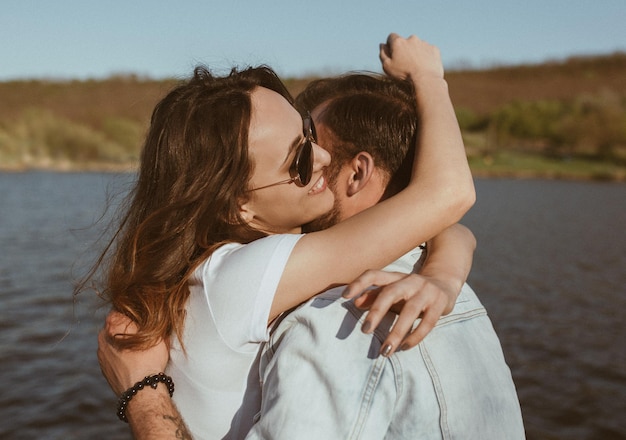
[1,53,625,179]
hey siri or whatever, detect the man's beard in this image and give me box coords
[302,170,342,232]
[302,197,342,232]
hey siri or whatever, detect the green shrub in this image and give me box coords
[487,93,626,161]
[490,100,565,142]
[455,107,489,131]
[561,91,626,161]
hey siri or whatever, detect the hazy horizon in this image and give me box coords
[2,0,625,81]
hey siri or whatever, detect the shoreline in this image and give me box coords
[2,163,625,182]
[0,162,138,174]
[469,168,626,182]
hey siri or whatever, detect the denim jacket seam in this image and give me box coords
[420,341,451,439]
[388,354,404,427]
[348,355,387,439]
[436,308,487,328]
[343,299,488,337]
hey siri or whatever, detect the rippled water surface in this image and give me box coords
[0,173,624,439]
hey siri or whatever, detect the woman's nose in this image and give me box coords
[313,142,331,170]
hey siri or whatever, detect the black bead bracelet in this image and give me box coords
[117,372,175,422]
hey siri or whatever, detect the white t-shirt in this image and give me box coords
[166,233,303,440]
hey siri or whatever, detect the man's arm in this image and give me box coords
[125,387,192,440]
[344,223,476,356]
[97,311,192,439]
[421,223,476,314]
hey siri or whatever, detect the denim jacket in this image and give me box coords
[245,248,525,439]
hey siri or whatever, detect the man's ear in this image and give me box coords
[347,152,376,196]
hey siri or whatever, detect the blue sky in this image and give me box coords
[2,0,625,80]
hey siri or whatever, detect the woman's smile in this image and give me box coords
[308,174,328,195]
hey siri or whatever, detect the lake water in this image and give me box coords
[0,172,624,439]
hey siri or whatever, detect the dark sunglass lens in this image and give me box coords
[295,140,313,186]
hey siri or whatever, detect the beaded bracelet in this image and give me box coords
[116,372,175,422]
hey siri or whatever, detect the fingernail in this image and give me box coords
[381,344,393,357]
[361,321,371,333]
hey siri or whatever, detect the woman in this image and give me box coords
[93,34,474,438]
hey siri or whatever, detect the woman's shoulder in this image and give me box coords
[190,233,306,345]
[219,233,303,257]
[194,234,304,279]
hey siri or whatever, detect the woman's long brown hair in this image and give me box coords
[80,66,293,350]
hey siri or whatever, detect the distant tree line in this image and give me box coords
[0,54,625,171]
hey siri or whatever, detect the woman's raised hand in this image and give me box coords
[379,33,444,81]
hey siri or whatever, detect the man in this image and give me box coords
[99,71,523,439]
[243,74,525,439]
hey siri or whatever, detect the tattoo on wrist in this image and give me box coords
[163,414,193,440]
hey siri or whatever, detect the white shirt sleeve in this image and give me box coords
[197,234,303,350]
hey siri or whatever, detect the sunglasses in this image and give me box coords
[249,113,317,191]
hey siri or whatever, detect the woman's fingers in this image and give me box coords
[354,273,450,356]
[358,274,426,334]
[342,270,406,299]
[378,290,447,357]
[377,296,427,355]
[343,269,454,356]
[398,303,444,350]
[387,32,400,46]
[379,33,443,80]
[352,288,382,309]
